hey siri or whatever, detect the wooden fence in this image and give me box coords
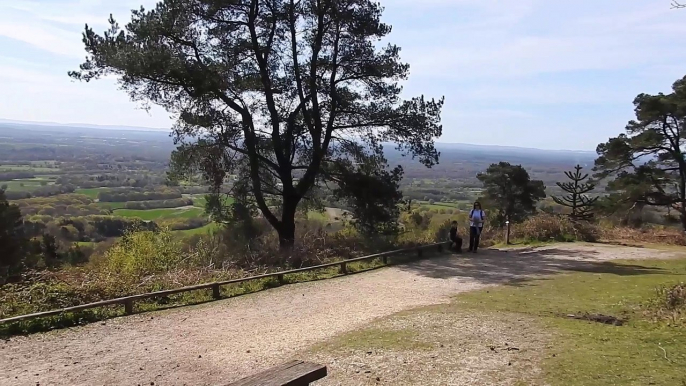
[0,241,451,325]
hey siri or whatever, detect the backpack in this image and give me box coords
[469,209,483,221]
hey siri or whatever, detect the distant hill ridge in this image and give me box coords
[0,119,595,159]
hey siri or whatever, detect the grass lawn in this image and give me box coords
[113,207,204,221]
[453,256,686,385]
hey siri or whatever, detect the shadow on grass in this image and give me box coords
[397,246,665,287]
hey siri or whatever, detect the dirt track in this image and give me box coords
[0,244,678,386]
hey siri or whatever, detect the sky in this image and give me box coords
[0,0,684,151]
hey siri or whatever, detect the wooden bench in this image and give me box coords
[226,360,327,386]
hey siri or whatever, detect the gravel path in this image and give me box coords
[0,244,679,386]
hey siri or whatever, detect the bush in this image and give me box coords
[104,229,184,278]
[599,225,686,246]
[512,214,599,243]
[647,282,686,325]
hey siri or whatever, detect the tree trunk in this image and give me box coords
[278,220,296,249]
[278,196,298,250]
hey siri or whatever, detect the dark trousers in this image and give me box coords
[469,226,483,251]
[450,235,462,252]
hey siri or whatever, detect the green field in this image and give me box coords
[0,178,54,191]
[75,188,106,199]
[114,207,204,220]
[191,195,206,208]
[416,201,462,212]
[97,201,127,209]
[0,165,58,172]
[190,194,234,208]
[175,222,221,236]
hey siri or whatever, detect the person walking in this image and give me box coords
[468,201,485,253]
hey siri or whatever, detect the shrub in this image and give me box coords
[104,229,184,278]
[661,283,686,310]
[512,214,599,243]
[599,225,686,246]
[647,282,686,325]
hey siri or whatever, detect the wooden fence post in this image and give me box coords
[417,248,423,258]
[505,220,511,245]
[277,274,285,285]
[124,300,133,315]
[212,284,221,299]
[340,262,348,274]
[382,255,388,265]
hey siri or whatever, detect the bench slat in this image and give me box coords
[227,360,327,386]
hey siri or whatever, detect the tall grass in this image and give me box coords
[510,214,599,243]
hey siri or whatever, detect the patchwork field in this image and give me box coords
[0,178,55,191]
[113,206,204,221]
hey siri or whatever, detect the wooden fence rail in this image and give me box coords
[0,241,450,325]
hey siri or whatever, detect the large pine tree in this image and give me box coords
[594,76,686,229]
[69,0,444,247]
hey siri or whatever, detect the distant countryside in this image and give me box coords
[0,121,597,255]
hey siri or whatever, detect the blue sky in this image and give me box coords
[0,0,684,151]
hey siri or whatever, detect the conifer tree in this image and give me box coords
[553,165,598,220]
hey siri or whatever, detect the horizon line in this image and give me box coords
[0,118,596,153]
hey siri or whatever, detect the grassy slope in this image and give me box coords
[174,222,221,236]
[190,195,235,209]
[453,256,686,385]
[75,188,105,199]
[113,207,204,221]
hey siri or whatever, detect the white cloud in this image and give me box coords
[399,2,685,80]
